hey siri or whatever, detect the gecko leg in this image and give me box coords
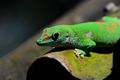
[74,49,87,58]
[74,39,96,58]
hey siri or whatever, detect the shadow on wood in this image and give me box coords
[26,57,79,80]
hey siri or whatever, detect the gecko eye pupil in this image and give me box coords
[66,35,69,37]
[52,32,59,41]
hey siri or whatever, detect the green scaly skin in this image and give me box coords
[36,16,120,57]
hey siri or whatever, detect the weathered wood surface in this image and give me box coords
[26,50,112,80]
[43,50,112,80]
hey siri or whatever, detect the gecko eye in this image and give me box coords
[66,35,69,37]
[52,32,59,41]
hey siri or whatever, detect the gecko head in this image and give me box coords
[36,25,69,47]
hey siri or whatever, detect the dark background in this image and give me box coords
[0,0,82,57]
[0,0,120,57]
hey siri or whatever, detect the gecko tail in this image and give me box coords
[102,16,120,22]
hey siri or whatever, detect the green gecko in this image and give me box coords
[36,16,120,58]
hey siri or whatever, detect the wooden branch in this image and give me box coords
[27,50,112,80]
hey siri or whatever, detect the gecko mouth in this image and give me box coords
[36,37,55,46]
[36,36,53,46]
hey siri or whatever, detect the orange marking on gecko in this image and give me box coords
[112,28,115,32]
[43,33,48,37]
[106,26,111,32]
[42,36,52,41]
[43,30,49,37]
[96,22,117,32]
[103,22,107,24]
[99,26,103,29]
[48,32,51,34]
[110,22,117,28]
[96,21,104,30]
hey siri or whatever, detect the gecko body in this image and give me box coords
[36,16,120,57]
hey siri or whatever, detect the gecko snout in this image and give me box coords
[36,40,44,46]
[36,41,40,46]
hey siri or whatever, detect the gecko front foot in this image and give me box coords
[74,49,87,59]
